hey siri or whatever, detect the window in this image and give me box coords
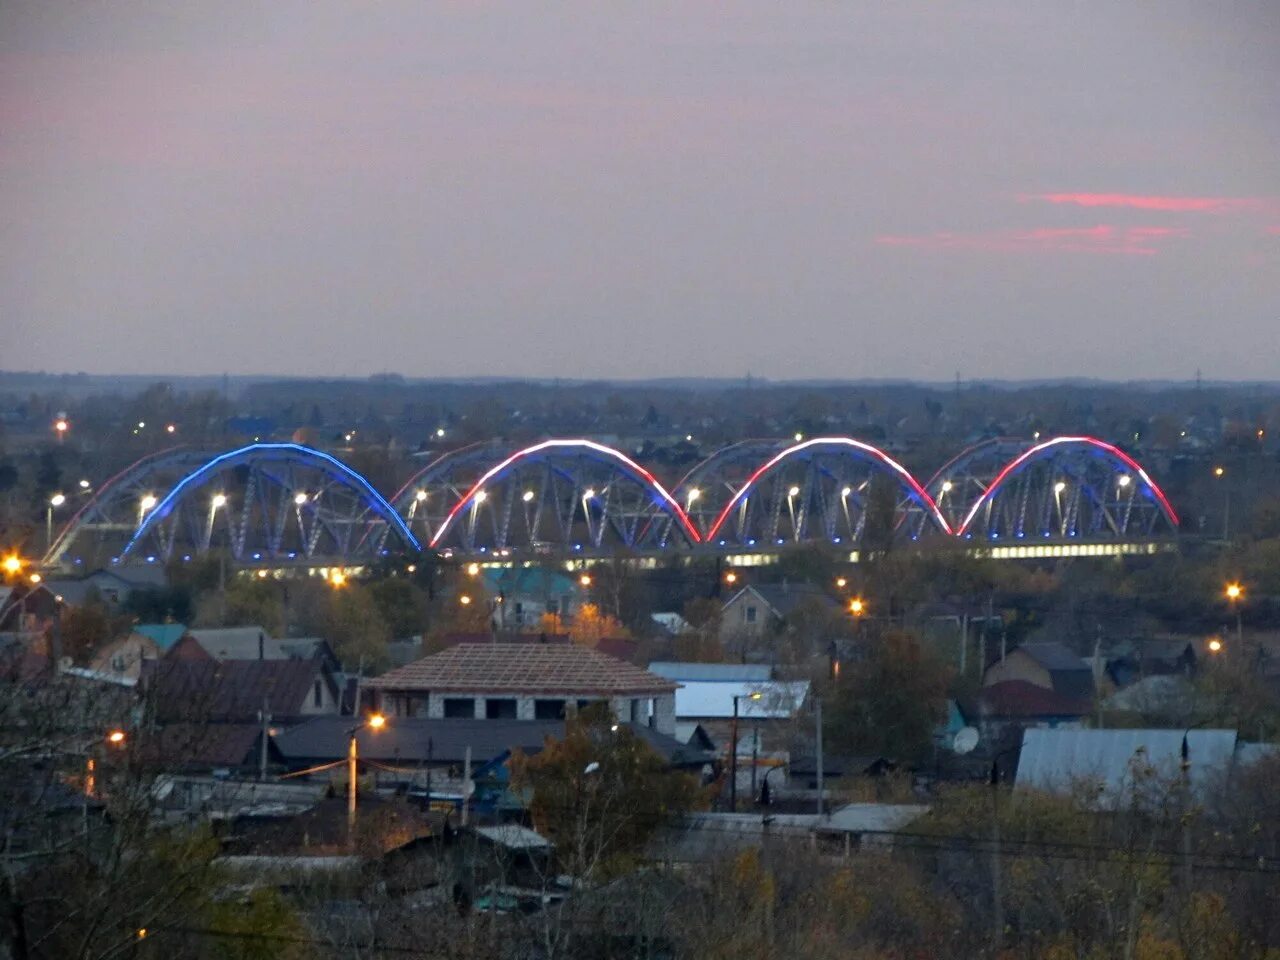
[485,698,517,720]
[629,699,640,723]
[313,679,323,708]
[444,698,475,719]
[745,605,757,624]
[534,699,565,720]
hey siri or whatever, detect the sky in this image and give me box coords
[2,2,1278,382]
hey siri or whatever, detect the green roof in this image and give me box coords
[133,623,188,651]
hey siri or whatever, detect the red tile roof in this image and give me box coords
[366,643,676,696]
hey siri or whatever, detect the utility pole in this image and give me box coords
[815,696,824,817]
[259,698,271,781]
[990,758,1003,947]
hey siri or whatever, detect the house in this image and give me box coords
[88,631,163,682]
[139,657,342,723]
[366,643,679,736]
[480,567,584,630]
[673,679,810,760]
[172,627,338,669]
[44,566,168,607]
[719,583,839,640]
[982,642,1094,700]
[1015,727,1240,805]
[648,803,929,864]
[1105,638,1199,687]
[962,680,1090,748]
[648,661,773,684]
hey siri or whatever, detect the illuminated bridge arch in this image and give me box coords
[673,439,791,536]
[704,437,951,549]
[430,439,699,556]
[924,438,1034,533]
[387,441,511,546]
[116,443,418,567]
[957,437,1178,543]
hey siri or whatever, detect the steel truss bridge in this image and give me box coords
[43,436,1179,572]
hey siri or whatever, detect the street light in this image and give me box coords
[2,554,22,577]
[579,573,592,588]
[724,570,737,585]
[1225,582,1244,645]
[211,493,227,509]
[1207,637,1223,654]
[467,562,481,577]
[294,492,308,506]
[730,690,763,812]
[415,489,428,502]
[329,570,347,588]
[849,597,865,617]
[835,577,847,589]
[348,714,387,834]
[522,490,535,503]
[46,493,66,552]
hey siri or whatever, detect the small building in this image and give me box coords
[963,680,1090,746]
[648,661,773,684]
[366,643,678,736]
[481,567,584,630]
[982,642,1094,700]
[140,656,342,723]
[719,583,839,640]
[88,631,164,683]
[1016,727,1239,805]
[173,627,338,670]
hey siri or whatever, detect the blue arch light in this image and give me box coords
[121,443,421,558]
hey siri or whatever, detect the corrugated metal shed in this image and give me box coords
[674,680,809,719]
[1016,728,1238,804]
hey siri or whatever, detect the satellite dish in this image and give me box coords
[952,727,980,755]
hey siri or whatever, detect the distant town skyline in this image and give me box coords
[3,2,1278,381]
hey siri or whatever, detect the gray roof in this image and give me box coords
[816,803,930,836]
[731,583,838,619]
[187,628,329,663]
[1016,728,1238,804]
[272,716,564,766]
[647,661,772,683]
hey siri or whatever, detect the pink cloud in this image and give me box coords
[874,224,1188,256]
[1020,193,1275,215]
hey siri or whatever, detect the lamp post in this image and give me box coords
[1225,582,1244,647]
[46,493,66,553]
[347,713,386,836]
[729,690,762,812]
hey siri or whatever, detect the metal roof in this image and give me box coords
[648,661,772,683]
[674,680,809,719]
[1016,728,1238,804]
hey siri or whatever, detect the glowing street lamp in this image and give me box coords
[686,488,701,508]
[724,570,737,585]
[835,577,847,589]
[329,570,347,588]
[2,554,23,577]
[579,573,592,588]
[1207,637,1223,654]
[415,489,428,502]
[521,490,535,503]
[459,594,472,605]
[849,597,866,617]
[1118,474,1132,488]
[466,562,481,577]
[1225,582,1244,646]
[211,493,227,509]
[46,493,67,552]
[348,713,387,834]
[53,417,69,441]
[294,492,308,506]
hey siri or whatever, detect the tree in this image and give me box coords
[367,577,428,639]
[565,603,629,648]
[317,582,392,672]
[825,630,950,763]
[509,706,706,879]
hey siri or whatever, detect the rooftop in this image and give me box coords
[674,680,810,719]
[366,643,676,696]
[648,661,772,683]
